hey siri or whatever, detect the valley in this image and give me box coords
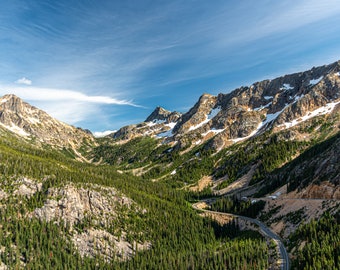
[0,60,339,269]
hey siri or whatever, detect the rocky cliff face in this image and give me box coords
[117,60,340,150]
[0,178,150,262]
[0,94,95,150]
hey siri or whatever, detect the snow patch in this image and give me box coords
[27,116,40,124]
[165,122,177,129]
[231,122,263,143]
[263,107,287,125]
[279,100,340,129]
[156,122,177,138]
[254,102,271,111]
[93,130,116,138]
[188,118,210,132]
[294,94,304,103]
[157,129,173,138]
[0,98,8,103]
[202,128,225,137]
[264,96,273,100]
[146,119,166,126]
[232,104,290,143]
[0,122,30,137]
[280,83,294,91]
[188,107,221,132]
[309,76,323,85]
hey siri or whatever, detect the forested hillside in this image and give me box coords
[0,126,270,269]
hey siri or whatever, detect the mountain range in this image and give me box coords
[0,60,339,269]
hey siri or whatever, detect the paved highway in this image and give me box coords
[192,202,290,270]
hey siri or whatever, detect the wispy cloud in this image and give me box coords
[15,77,32,85]
[0,85,140,107]
[0,85,143,126]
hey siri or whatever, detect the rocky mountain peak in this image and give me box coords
[0,94,95,152]
[145,106,182,123]
[108,60,340,150]
[145,106,171,122]
[111,106,181,140]
[0,94,27,112]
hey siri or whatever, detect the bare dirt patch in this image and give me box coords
[263,197,338,238]
[214,165,257,195]
[189,176,213,192]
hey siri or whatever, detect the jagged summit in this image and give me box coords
[0,94,94,149]
[145,106,171,122]
[0,94,30,112]
[145,106,181,123]
[111,60,340,150]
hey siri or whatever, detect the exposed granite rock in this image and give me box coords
[72,229,150,262]
[173,93,217,134]
[31,183,149,261]
[13,178,42,197]
[0,190,8,200]
[0,94,95,150]
[145,106,181,123]
[111,122,172,140]
[33,184,132,226]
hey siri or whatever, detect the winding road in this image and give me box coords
[192,202,290,270]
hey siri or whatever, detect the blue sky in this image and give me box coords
[1,0,340,134]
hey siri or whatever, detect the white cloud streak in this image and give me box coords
[0,85,143,126]
[15,77,32,85]
[0,85,140,107]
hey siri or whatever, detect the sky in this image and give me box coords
[1,0,340,135]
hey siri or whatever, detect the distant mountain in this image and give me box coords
[110,61,340,151]
[0,94,95,151]
[110,106,181,140]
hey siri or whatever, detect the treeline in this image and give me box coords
[92,130,308,189]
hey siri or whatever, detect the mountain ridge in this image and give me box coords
[107,60,340,151]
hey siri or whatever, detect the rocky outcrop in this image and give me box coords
[1,177,150,262]
[0,94,95,150]
[145,106,181,123]
[111,107,181,140]
[72,228,150,262]
[173,94,217,134]
[29,182,149,261]
[13,178,42,197]
[33,183,132,225]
